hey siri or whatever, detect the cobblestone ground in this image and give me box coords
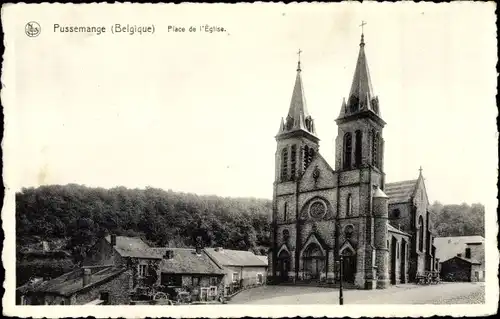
[229,282,485,305]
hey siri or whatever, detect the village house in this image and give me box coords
[16,235,225,305]
[434,236,485,282]
[205,248,268,296]
[150,247,225,302]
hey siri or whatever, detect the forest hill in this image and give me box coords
[15,184,484,284]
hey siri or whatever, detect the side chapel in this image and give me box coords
[269,30,437,289]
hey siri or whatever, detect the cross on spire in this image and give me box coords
[297,49,303,71]
[419,166,423,175]
[359,20,367,45]
[360,20,367,34]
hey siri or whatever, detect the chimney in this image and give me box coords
[457,253,462,257]
[195,236,203,255]
[110,234,117,246]
[164,250,174,259]
[42,241,50,252]
[82,268,92,287]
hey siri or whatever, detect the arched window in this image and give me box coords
[309,148,315,163]
[281,147,288,181]
[343,132,352,169]
[372,130,379,168]
[283,229,290,243]
[346,194,352,216]
[355,130,362,167]
[283,203,288,222]
[344,225,354,239]
[290,145,297,180]
[418,216,424,252]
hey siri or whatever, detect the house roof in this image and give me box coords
[444,255,481,265]
[205,248,268,267]
[388,224,411,237]
[17,266,126,297]
[385,179,418,204]
[433,236,485,262]
[256,255,269,265]
[152,248,225,275]
[105,235,162,259]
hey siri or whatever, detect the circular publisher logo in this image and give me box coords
[25,21,41,37]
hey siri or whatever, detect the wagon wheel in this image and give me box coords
[153,292,169,300]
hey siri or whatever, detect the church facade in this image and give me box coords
[269,32,436,289]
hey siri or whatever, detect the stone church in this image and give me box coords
[269,32,437,289]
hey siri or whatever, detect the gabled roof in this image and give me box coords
[205,248,268,267]
[105,235,162,259]
[388,224,411,237]
[385,179,418,204]
[433,236,485,261]
[444,255,481,265]
[152,248,224,275]
[256,255,268,265]
[17,266,126,297]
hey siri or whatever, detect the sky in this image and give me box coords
[4,2,498,210]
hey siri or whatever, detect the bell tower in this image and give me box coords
[334,31,386,177]
[275,52,320,184]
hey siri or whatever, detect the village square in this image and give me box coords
[14,25,488,306]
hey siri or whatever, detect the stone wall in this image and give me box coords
[71,269,133,305]
[441,257,472,282]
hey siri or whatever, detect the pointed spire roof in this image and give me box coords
[277,53,318,138]
[287,63,310,123]
[348,34,374,106]
[337,30,382,122]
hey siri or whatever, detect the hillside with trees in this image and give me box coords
[429,201,485,237]
[16,184,272,285]
[15,185,485,286]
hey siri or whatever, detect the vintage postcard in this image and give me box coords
[2,2,498,318]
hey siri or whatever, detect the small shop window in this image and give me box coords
[210,277,218,286]
[257,273,263,284]
[161,274,182,287]
[209,286,217,296]
[192,276,201,286]
[100,291,110,305]
[138,264,147,278]
[232,272,240,283]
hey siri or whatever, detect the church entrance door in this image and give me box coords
[341,249,357,283]
[278,250,291,282]
[303,243,325,281]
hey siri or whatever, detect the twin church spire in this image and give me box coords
[278,24,383,140]
[338,28,381,120]
[277,49,317,137]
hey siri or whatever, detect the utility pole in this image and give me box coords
[339,255,344,305]
[335,256,344,305]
